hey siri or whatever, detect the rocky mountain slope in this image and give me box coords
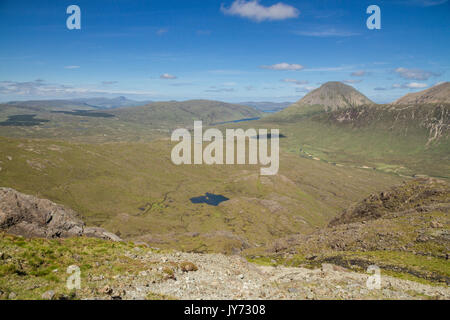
[1,179,449,300]
[1,232,449,300]
[394,82,450,105]
[283,81,373,115]
[254,178,449,285]
[0,187,121,241]
[317,102,450,146]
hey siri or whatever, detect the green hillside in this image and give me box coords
[0,135,400,253]
[0,99,263,142]
[255,83,449,179]
[110,99,263,127]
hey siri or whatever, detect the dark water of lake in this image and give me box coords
[190,193,229,206]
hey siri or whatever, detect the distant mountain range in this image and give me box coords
[6,96,152,111]
[110,99,263,127]
[262,81,449,178]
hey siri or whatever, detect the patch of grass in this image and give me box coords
[0,233,157,299]
[0,136,400,252]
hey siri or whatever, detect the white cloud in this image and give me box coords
[160,73,177,79]
[261,62,304,71]
[0,80,157,97]
[221,0,299,22]
[404,82,428,88]
[351,70,366,77]
[295,86,316,93]
[392,82,428,89]
[394,67,440,80]
[64,65,80,69]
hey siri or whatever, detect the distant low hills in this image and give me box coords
[110,99,263,127]
[394,82,450,105]
[73,96,152,109]
[6,99,95,111]
[6,96,151,111]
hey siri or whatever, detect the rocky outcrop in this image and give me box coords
[0,187,121,241]
[291,81,374,111]
[394,82,450,105]
[329,178,449,226]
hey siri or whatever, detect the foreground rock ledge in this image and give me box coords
[0,187,121,241]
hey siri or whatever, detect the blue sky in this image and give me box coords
[0,0,449,103]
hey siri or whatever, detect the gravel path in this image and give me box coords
[96,249,449,300]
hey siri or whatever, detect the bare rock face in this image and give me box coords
[328,178,450,227]
[83,227,122,242]
[291,81,374,111]
[394,82,450,105]
[0,187,121,241]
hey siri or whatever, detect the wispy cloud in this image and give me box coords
[222,82,237,86]
[418,0,448,5]
[260,62,304,71]
[102,81,118,85]
[205,86,235,93]
[197,30,212,35]
[394,0,448,7]
[168,82,193,87]
[156,28,168,35]
[0,80,157,97]
[64,65,80,69]
[295,86,316,93]
[392,82,428,89]
[351,70,366,77]
[343,79,363,84]
[160,73,177,79]
[394,67,441,80]
[281,79,309,85]
[221,0,299,22]
[294,28,360,37]
[208,69,245,75]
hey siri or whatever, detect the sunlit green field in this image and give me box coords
[0,135,400,253]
